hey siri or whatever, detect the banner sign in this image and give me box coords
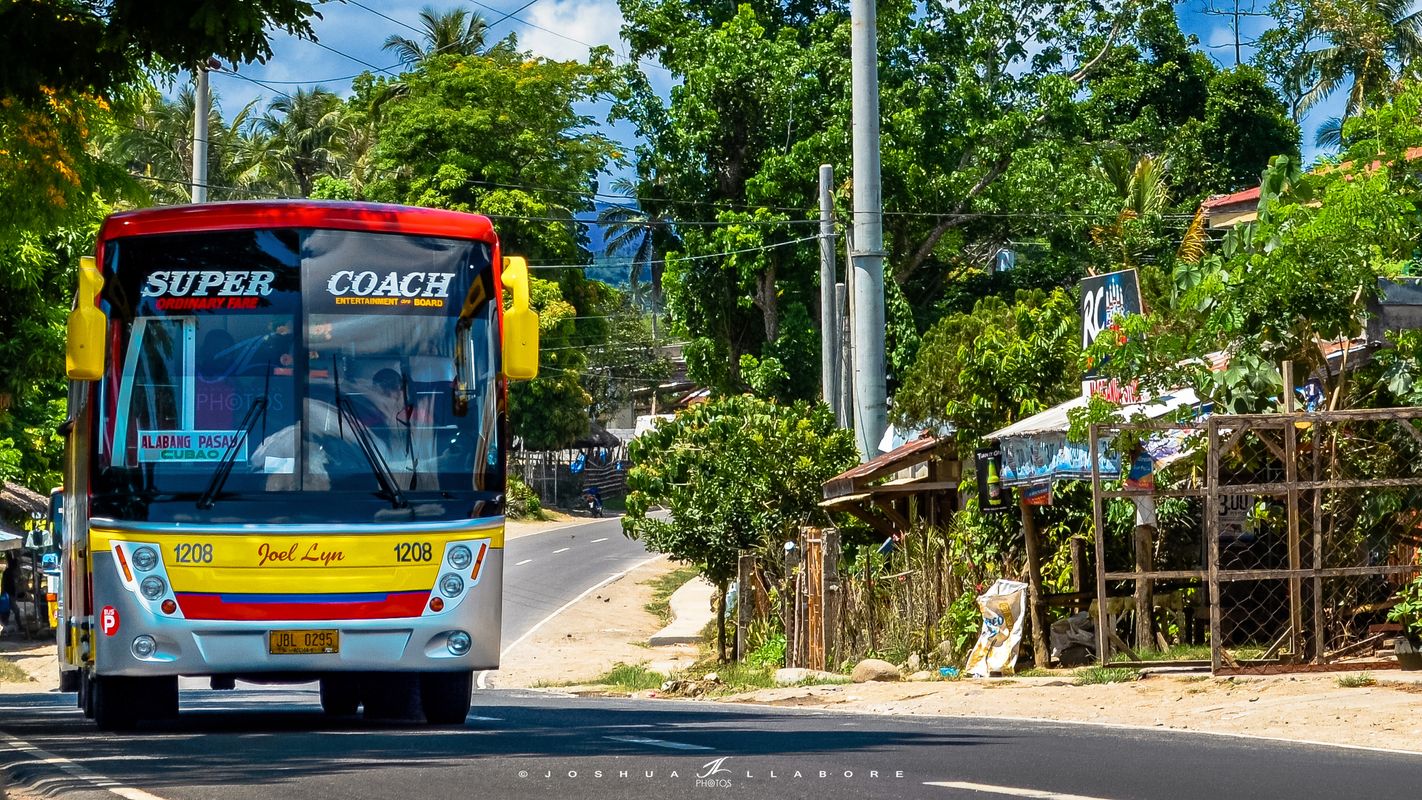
[974,446,1011,513]
[1080,268,1143,400]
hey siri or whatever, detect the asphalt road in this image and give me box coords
[2,685,1421,800]
[499,515,657,647]
[3,515,1421,799]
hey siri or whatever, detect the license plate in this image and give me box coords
[268,629,339,655]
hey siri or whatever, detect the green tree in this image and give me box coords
[1305,0,1422,118]
[623,396,857,660]
[365,47,622,264]
[382,5,490,64]
[103,85,268,203]
[256,86,346,197]
[0,0,321,100]
[893,289,1081,443]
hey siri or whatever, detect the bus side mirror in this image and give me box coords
[66,256,106,381]
[501,256,539,381]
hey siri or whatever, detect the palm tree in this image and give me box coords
[382,5,489,64]
[1303,0,1422,118]
[596,177,680,318]
[256,87,345,197]
[1314,115,1345,152]
[106,86,268,203]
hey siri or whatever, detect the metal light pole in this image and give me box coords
[819,164,839,416]
[850,0,887,460]
[191,65,211,203]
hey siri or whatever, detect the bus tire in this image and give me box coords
[78,672,93,715]
[59,669,81,693]
[93,676,178,730]
[362,674,420,721]
[419,671,472,725]
[92,676,137,731]
[319,675,361,716]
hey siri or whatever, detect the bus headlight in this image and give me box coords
[439,573,464,598]
[447,631,471,655]
[139,576,166,600]
[132,635,156,659]
[131,546,159,572]
[447,545,472,570]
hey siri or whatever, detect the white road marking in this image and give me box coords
[605,735,712,751]
[0,731,170,800]
[514,559,533,566]
[924,781,1116,800]
[591,537,608,543]
[476,554,662,689]
[467,715,504,722]
[552,547,570,554]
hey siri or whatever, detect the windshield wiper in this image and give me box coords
[197,397,269,510]
[332,360,408,509]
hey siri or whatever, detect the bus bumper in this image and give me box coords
[90,548,503,677]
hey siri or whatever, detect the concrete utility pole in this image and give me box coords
[850,0,887,461]
[836,281,851,430]
[191,65,211,204]
[818,164,839,416]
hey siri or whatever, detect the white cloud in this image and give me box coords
[515,0,629,63]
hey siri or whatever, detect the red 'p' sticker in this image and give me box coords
[101,606,119,636]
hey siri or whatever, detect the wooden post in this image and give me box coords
[1020,498,1050,669]
[1208,417,1223,674]
[806,529,824,670]
[1283,361,1303,660]
[1133,521,1154,652]
[824,527,841,669]
[866,552,877,655]
[736,551,755,661]
[1091,425,1112,665]
[1312,418,1325,663]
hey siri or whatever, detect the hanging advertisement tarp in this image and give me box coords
[974,445,1011,513]
[999,432,1120,487]
[1080,268,1144,402]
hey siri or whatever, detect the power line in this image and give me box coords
[528,233,825,269]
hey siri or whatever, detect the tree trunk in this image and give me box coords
[716,580,728,663]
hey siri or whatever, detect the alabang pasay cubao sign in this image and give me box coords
[1079,268,1143,402]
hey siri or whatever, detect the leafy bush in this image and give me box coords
[505,475,543,520]
[1389,578,1422,638]
[746,634,786,668]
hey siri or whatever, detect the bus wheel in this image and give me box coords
[78,672,93,716]
[319,676,361,716]
[419,671,472,725]
[93,676,178,731]
[59,670,81,693]
[92,677,136,731]
[362,674,420,721]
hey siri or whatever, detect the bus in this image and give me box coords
[59,201,538,730]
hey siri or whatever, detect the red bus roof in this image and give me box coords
[98,201,497,243]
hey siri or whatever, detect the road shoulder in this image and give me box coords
[491,555,700,688]
[715,670,1422,754]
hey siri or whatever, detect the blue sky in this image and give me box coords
[189,0,1336,189]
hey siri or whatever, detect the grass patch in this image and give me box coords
[643,565,701,625]
[1337,672,1376,688]
[1111,643,1211,663]
[594,662,667,692]
[1073,666,1140,686]
[0,660,31,684]
[1015,667,1062,678]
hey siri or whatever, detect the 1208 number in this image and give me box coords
[172,543,213,563]
[393,542,433,562]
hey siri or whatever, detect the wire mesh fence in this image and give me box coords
[1206,409,1422,673]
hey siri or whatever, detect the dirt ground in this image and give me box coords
[491,554,701,688]
[720,671,1422,753]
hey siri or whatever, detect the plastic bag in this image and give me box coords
[964,579,1028,677]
